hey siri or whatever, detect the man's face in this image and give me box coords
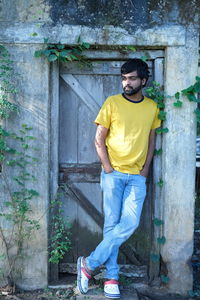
[121,71,146,96]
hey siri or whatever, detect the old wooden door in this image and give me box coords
[58,50,164,276]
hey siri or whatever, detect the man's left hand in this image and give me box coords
[140,167,149,178]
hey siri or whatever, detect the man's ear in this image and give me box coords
[142,78,146,86]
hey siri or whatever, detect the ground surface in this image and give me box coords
[1,203,200,300]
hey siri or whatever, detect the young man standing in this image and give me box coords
[77,58,161,299]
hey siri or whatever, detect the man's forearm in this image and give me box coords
[95,125,113,173]
[140,129,156,177]
[95,141,113,172]
[143,139,155,169]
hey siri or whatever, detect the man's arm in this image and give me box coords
[95,124,113,174]
[140,129,156,178]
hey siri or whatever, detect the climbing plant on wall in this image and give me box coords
[0,45,72,288]
[34,37,91,68]
[0,45,42,286]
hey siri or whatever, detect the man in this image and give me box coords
[77,58,161,299]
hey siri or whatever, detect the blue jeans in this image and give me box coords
[86,169,146,280]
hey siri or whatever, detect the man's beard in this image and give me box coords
[123,83,143,96]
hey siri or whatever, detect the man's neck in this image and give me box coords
[123,91,144,102]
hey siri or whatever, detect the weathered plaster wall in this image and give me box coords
[0,0,199,30]
[48,0,199,30]
[0,0,51,24]
[0,0,199,295]
[0,44,50,289]
[161,27,199,294]
[10,45,50,289]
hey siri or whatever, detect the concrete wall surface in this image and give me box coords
[0,44,50,289]
[161,27,199,294]
[0,0,199,295]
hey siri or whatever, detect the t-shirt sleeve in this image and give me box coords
[94,98,112,129]
[151,106,161,129]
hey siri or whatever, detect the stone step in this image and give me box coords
[75,286,139,300]
[59,263,148,279]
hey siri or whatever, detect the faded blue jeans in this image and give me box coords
[86,169,146,280]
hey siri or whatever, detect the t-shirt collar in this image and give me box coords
[122,93,144,104]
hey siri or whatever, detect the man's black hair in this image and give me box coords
[121,58,150,84]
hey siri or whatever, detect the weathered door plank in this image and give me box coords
[60,74,100,114]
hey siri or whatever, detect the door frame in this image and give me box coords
[49,49,164,282]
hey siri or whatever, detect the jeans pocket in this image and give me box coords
[139,174,147,181]
[102,168,115,175]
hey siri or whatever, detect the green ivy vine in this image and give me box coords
[34,37,91,69]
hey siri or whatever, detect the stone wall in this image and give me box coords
[0,44,50,289]
[0,0,199,295]
[0,0,199,30]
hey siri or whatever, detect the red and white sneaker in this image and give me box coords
[104,280,120,299]
[77,256,92,294]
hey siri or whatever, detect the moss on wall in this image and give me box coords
[0,0,198,31]
[48,0,199,32]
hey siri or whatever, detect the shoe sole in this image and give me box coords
[104,292,120,299]
[77,256,87,294]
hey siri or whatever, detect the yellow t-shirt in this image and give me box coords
[94,94,161,174]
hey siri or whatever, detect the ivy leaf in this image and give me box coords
[82,42,91,49]
[50,49,60,56]
[77,35,82,44]
[196,76,200,82]
[6,159,17,166]
[30,32,38,37]
[28,189,40,197]
[153,218,164,226]
[194,109,200,123]
[0,154,5,161]
[69,54,78,60]
[175,92,180,100]
[22,124,32,130]
[140,55,148,62]
[43,49,51,57]
[47,44,56,49]
[44,38,49,43]
[157,236,166,244]
[72,48,82,55]
[161,275,169,284]
[150,253,160,262]
[158,111,167,121]
[187,94,197,102]
[157,102,165,109]
[34,50,42,58]
[0,128,10,136]
[182,86,194,94]
[56,44,65,50]
[188,290,195,297]
[60,50,71,57]
[156,128,169,134]
[194,81,200,93]
[152,81,160,87]
[5,147,16,154]
[25,135,36,140]
[154,148,162,155]
[173,100,183,108]
[127,46,136,52]
[22,143,28,149]
[48,55,58,62]
[5,201,12,207]
[157,179,164,187]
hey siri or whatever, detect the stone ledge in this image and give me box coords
[75,286,139,300]
[59,263,148,279]
[0,24,186,46]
